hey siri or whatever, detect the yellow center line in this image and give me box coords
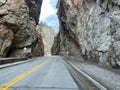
[0,60,49,90]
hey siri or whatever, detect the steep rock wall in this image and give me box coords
[37,24,56,55]
[52,0,82,57]
[52,0,120,67]
[0,0,44,57]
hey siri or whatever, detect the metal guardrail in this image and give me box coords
[65,60,109,90]
[0,57,28,65]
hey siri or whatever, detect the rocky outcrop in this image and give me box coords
[0,0,44,57]
[31,31,44,57]
[37,23,56,55]
[52,0,120,68]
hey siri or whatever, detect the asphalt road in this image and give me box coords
[0,56,79,90]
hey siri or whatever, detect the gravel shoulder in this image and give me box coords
[64,56,120,90]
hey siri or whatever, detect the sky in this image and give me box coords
[39,0,59,33]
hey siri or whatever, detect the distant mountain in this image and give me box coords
[37,23,56,55]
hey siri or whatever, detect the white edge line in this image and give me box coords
[67,61,108,90]
[0,59,33,69]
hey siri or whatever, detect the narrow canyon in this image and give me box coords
[0,0,120,68]
[0,1,120,90]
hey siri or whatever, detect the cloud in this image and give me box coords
[40,0,56,21]
[50,0,58,10]
[44,15,59,33]
[39,0,59,32]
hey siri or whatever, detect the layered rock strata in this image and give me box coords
[0,0,44,57]
[52,0,120,67]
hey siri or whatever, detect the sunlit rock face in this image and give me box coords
[37,24,56,55]
[0,0,44,57]
[52,0,120,68]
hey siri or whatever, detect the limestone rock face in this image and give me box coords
[37,24,56,55]
[52,0,120,67]
[0,0,44,57]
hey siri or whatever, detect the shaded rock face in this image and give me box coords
[52,0,120,67]
[0,0,44,57]
[31,31,44,57]
[52,0,83,57]
[37,25,56,55]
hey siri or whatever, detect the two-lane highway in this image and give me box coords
[0,56,79,90]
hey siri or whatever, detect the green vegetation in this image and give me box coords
[37,22,48,31]
[38,22,54,31]
[39,22,48,27]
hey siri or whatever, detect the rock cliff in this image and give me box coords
[0,0,44,57]
[37,23,56,55]
[52,0,120,68]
